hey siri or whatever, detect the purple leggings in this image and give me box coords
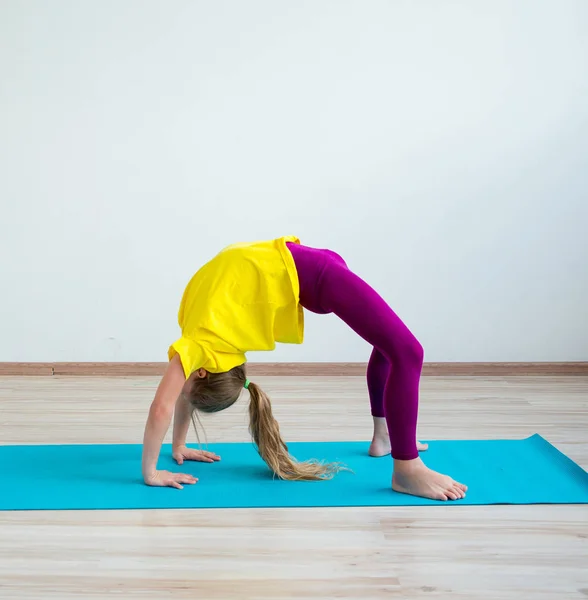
[286,242,423,461]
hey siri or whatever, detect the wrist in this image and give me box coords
[142,460,158,480]
[143,470,157,483]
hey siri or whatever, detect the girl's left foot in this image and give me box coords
[392,458,467,501]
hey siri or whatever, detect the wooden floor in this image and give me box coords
[0,375,587,599]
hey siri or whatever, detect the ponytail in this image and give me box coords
[247,382,342,480]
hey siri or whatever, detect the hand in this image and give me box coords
[172,445,221,465]
[144,470,198,489]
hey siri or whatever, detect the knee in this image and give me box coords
[411,338,425,365]
[390,335,424,368]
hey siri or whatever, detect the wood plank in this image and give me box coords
[0,363,54,376]
[422,362,588,376]
[51,362,166,376]
[1,361,587,376]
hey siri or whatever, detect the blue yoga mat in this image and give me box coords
[1,434,587,510]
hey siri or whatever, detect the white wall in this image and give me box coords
[1,0,587,363]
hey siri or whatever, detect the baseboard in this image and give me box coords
[0,362,587,376]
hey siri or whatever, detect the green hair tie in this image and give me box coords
[244,379,251,390]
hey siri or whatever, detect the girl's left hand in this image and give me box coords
[172,445,221,465]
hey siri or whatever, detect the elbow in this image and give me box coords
[149,403,174,423]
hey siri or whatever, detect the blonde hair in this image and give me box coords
[186,366,342,480]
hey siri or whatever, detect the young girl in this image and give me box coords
[142,236,467,501]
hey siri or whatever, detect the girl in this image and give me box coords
[141,236,467,501]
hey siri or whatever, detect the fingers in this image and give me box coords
[186,450,220,462]
[194,456,214,463]
[173,474,197,485]
[203,451,221,461]
[179,474,198,484]
[193,450,220,460]
[163,472,198,488]
[175,457,184,465]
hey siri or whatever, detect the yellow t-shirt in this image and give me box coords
[168,236,304,377]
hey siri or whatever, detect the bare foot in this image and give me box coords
[392,457,467,501]
[368,435,428,457]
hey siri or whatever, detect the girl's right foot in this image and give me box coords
[392,457,467,501]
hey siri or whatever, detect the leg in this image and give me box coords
[287,243,466,500]
[367,348,388,419]
[290,242,422,458]
[366,349,392,457]
[368,349,429,456]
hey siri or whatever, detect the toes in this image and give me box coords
[451,484,465,499]
[444,478,467,499]
[452,486,464,500]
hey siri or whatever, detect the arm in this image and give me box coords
[141,354,196,488]
[172,393,192,449]
[171,384,222,465]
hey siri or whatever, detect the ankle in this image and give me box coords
[372,416,389,438]
[393,456,425,474]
